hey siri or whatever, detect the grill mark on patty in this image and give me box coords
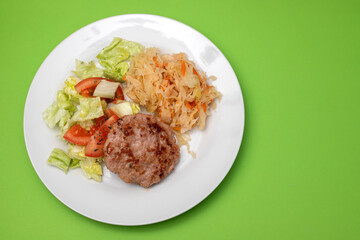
[122,143,135,162]
[147,122,163,134]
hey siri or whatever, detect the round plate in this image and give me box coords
[23,14,244,225]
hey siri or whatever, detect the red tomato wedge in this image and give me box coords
[63,124,94,146]
[93,109,116,130]
[85,115,119,157]
[112,86,125,103]
[75,77,125,101]
[74,77,108,96]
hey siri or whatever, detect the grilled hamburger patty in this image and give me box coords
[103,113,180,188]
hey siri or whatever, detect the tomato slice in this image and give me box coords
[93,109,116,129]
[75,77,108,96]
[75,77,125,101]
[112,86,125,103]
[85,115,119,157]
[63,124,94,146]
[81,89,93,97]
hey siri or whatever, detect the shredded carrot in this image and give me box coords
[202,77,207,88]
[181,60,186,77]
[122,74,127,81]
[173,126,181,131]
[153,57,160,67]
[162,100,167,109]
[196,103,200,111]
[185,101,192,109]
[193,68,202,81]
[185,101,198,109]
[165,76,170,81]
[163,80,169,87]
[193,67,206,87]
[159,79,169,91]
[163,62,168,67]
[202,103,207,112]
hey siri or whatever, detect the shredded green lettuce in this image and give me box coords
[72,59,103,79]
[61,97,104,135]
[131,102,140,114]
[104,62,129,81]
[43,91,76,130]
[70,158,81,169]
[68,144,102,179]
[63,77,82,103]
[68,144,87,161]
[80,159,103,182]
[97,37,143,81]
[71,97,104,122]
[57,91,77,112]
[47,148,71,173]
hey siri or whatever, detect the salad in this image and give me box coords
[43,38,143,181]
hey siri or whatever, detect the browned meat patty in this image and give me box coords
[103,113,180,188]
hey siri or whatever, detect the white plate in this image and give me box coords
[23,14,245,225]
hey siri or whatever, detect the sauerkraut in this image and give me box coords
[124,48,221,133]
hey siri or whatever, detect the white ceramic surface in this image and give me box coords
[23,14,245,225]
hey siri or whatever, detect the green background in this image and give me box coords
[1,0,359,239]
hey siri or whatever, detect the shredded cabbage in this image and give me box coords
[124,48,221,133]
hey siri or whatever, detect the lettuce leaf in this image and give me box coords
[131,102,141,114]
[71,97,104,122]
[60,97,103,134]
[97,37,143,81]
[72,59,103,79]
[43,91,76,129]
[70,158,81,169]
[63,77,82,103]
[80,158,102,182]
[47,148,71,173]
[68,144,87,161]
[43,101,62,128]
[67,144,102,179]
[57,91,77,112]
[103,62,129,81]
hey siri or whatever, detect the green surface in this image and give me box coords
[1,0,359,239]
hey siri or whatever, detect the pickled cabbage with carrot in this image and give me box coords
[124,48,221,134]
